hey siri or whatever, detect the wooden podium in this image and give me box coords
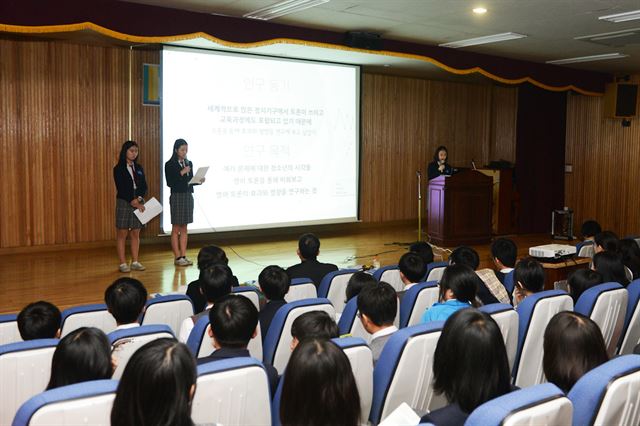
[427,170,492,246]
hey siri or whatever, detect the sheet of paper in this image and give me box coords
[379,402,421,426]
[133,197,162,225]
[189,166,209,185]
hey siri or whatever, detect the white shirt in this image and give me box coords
[127,164,138,190]
[370,325,398,341]
[179,303,213,343]
[404,282,418,291]
[115,323,140,331]
[500,268,514,274]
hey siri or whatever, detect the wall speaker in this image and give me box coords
[345,31,383,50]
[603,83,638,118]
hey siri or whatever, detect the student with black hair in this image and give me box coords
[286,233,338,287]
[595,230,620,254]
[427,145,453,180]
[185,245,240,314]
[398,252,425,295]
[258,265,290,339]
[592,251,630,286]
[165,138,205,267]
[111,338,196,426]
[113,140,148,273]
[47,327,113,390]
[345,271,377,303]
[280,339,361,426]
[450,246,507,305]
[357,281,398,364]
[421,309,512,426]
[198,295,278,393]
[578,220,601,258]
[567,269,603,304]
[290,311,339,351]
[409,241,434,272]
[17,301,61,340]
[179,264,234,342]
[543,311,609,393]
[619,238,640,280]
[490,238,518,284]
[104,277,148,329]
[513,257,545,304]
[421,264,478,324]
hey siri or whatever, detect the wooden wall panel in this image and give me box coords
[0,38,518,248]
[565,91,640,236]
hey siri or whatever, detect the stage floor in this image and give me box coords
[0,224,556,314]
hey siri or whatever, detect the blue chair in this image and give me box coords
[232,286,262,311]
[466,383,572,426]
[569,354,640,426]
[425,261,448,282]
[263,298,335,374]
[574,282,628,356]
[576,240,596,257]
[370,322,446,425]
[373,265,404,292]
[108,324,174,379]
[479,303,519,372]
[60,303,117,337]
[0,339,59,426]
[318,269,359,314]
[271,373,284,426]
[285,277,317,303]
[12,379,118,426]
[337,296,370,341]
[513,290,573,388]
[619,278,640,354]
[399,281,439,328]
[186,314,263,361]
[0,313,21,346]
[333,337,373,422]
[193,357,271,426]
[141,294,194,335]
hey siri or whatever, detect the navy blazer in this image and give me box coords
[113,162,148,202]
[427,160,453,180]
[286,259,338,288]
[165,158,194,193]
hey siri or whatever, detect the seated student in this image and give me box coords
[543,311,609,393]
[357,281,398,364]
[198,295,278,394]
[568,269,603,304]
[47,327,114,390]
[111,338,196,426]
[290,311,339,351]
[421,309,512,426]
[17,301,61,340]
[491,238,518,285]
[179,264,234,342]
[186,245,239,314]
[578,220,601,257]
[592,251,630,286]
[409,241,435,274]
[619,238,640,280]
[286,233,338,287]
[594,230,620,254]
[281,339,361,426]
[450,246,509,305]
[513,257,545,305]
[398,252,425,297]
[104,277,148,331]
[258,265,290,340]
[345,271,377,303]
[421,264,478,324]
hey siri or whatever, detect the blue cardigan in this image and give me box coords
[421,299,471,324]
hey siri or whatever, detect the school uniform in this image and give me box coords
[421,299,472,324]
[113,162,148,229]
[165,158,194,225]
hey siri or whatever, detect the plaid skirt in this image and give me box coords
[170,192,194,225]
[115,198,143,229]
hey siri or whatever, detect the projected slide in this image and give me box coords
[161,46,360,233]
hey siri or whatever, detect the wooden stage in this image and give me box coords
[0,224,560,315]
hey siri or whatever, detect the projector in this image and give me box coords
[529,244,577,261]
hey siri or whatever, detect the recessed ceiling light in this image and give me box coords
[546,52,629,65]
[473,7,487,14]
[599,9,640,23]
[439,32,527,48]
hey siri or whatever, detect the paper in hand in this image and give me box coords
[133,197,162,225]
[189,166,209,185]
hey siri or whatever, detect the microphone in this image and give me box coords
[416,171,421,177]
[471,159,477,170]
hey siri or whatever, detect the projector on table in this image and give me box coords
[529,244,577,262]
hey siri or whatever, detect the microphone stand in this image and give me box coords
[417,171,422,242]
